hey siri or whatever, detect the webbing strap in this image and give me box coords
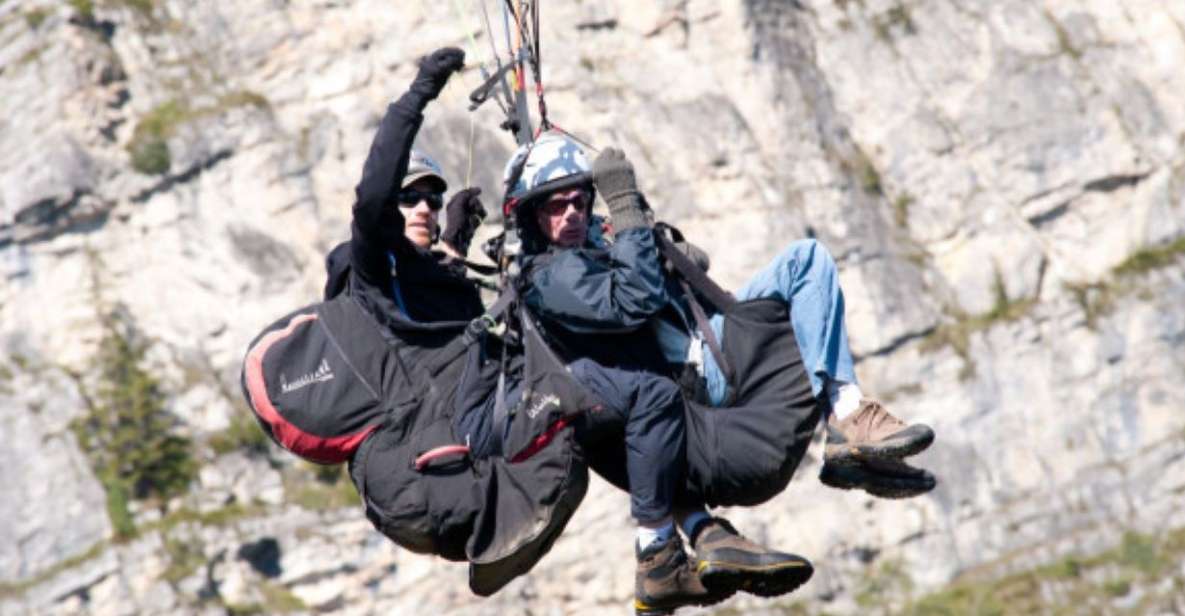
[491,368,510,451]
[679,278,733,386]
[653,225,738,391]
[424,287,518,375]
[460,259,499,276]
[653,230,736,313]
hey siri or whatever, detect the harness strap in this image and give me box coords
[679,278,734,387]
[653,224,738,394]
[491,364,511,451]
[460,259,500,276]
[423,287,518,375]
[653,228,736,313]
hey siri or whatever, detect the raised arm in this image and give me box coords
[350,47,464,287]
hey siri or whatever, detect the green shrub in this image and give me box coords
[73,310,197,537]
[227,581,307,614]
[113,0,155,15]
[209,411,271,457]
[1112,236,1185,278]
[127,101,189,175]
[311,461,345,484]
[893,192,914,227]
[1119,530,1162,574]
[855,559,914,610]
[1102,577,1131,597]
[147,502,260,535]
[67,0,94,20]
[859,157,883,195]
[129,139,171,175]
[101,476,136,539]
[217,90,271,111]
[24,8,50,29]
[127,94,270,175]
[909,585,1005,616]
[287,465,359,511]
[1050,556,1081,579]
[0,541,107,600]
[161,535,205,584]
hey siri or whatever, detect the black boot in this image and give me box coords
[690,517,813,598]
[820,455,937,499]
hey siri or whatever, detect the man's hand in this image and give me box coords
[441,187,487,256]
[409,47,465,101]
[592,148,652,232]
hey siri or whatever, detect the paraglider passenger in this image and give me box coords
[504,132,939,610]
[502,134,826,614]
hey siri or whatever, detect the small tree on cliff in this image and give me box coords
[73,306,197,539]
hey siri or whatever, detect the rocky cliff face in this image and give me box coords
[3,0,1184,614]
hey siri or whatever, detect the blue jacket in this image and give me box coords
[522,227,694,374]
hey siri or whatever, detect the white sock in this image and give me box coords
[827,380,863,421]
[679,510,711,541]
[636,521,675,551]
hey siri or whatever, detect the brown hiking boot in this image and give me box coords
[635,534,732,616]
[823,399,934,465]
[690,518,813,598]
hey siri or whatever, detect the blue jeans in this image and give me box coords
[703,239,856,406]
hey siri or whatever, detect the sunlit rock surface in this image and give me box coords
[2,1,1184,614]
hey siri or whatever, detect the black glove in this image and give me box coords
[672,241,710,273]
[441,187,487,255]
[481,232,505,264]
[592,148,651,232]
[409,47,465,101]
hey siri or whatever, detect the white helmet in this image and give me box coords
[501,131,593,214]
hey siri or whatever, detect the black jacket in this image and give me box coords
[339,92,484,328]
[331,88,591,592]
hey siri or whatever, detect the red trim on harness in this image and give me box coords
[509,417,572,464]
[244,312,376,464]
[414,444,472,471]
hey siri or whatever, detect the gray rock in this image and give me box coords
[1,0,1184,613]
[0,135,97,227]
[0,370,110,585]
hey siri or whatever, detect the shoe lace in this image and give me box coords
[642,536,687,567]
[859,400,905,431]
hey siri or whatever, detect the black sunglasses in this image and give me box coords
[395,189,444,210]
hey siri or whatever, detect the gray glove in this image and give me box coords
[592,148,651,232]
